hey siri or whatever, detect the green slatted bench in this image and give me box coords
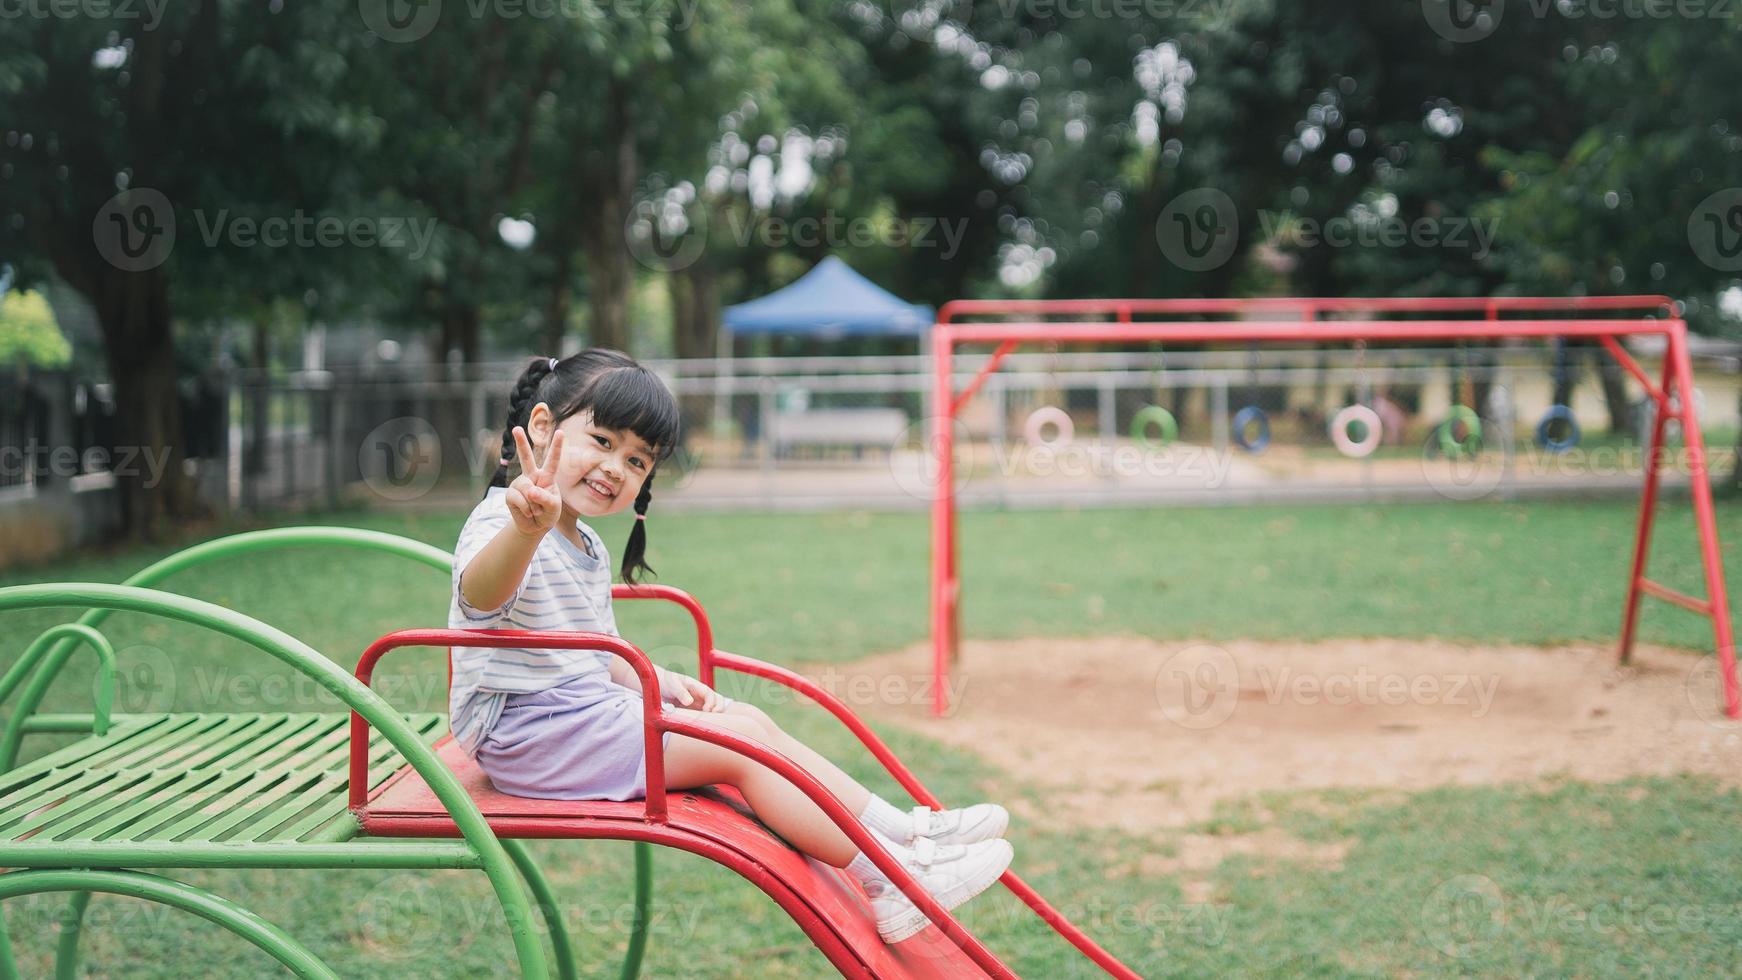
[0,529,570,980]
[0,711,445,850]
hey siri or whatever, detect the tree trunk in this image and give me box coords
[1129,163,1165,297]
[1731,390,1742,494]
[1594,345,1635,438]
[581,218,631,351]
[669,261,720,437]
[1550,340,1579,408]
[246,314,269,509]
[93,267,204,538]
[671,261,719,360]
[434,303,481,369]
[540,246,573,355]
[433,302,479,485]
[577,79,637,353]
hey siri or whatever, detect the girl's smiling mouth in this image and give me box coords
[583,476,616,501]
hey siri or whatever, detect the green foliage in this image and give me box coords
[0,290,69,368]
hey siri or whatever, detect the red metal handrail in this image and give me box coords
[939,318,1677,345]
[711,650,1144,980]
[597,585,1141,976]
[939,294,1676,322]
[612,583,718,687]
[350,628,669,820]
[349,624,1019,978]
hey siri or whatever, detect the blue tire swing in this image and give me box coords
[1232,345,1270,453]
[1534,338,1582,453]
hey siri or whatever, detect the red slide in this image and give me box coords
[350,586,1143,979]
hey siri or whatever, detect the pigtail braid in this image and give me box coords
[619,470,657,584]
[488,356,560,489]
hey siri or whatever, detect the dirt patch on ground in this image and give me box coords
[821,636,1742,837]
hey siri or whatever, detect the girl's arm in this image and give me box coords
[611,657,725,711]
[458,523,545,614]
[608,656,645,691]
[461,425,566,613]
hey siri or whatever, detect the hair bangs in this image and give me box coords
[569,366,681,460]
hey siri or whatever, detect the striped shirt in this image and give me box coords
[447,487,618,755]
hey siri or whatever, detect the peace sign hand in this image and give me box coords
[506,423,565,538]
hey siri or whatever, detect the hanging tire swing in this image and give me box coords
[1438,405,1483,458]
[1024,406,1075,448]
[1330,338,1382,459]
[1130,404,1178,449]
[1232,344,1269,453]
[1232,405,1271,453]
[1329,404,1383,458]
[1536,338,1581,453]
[1437,342,1483,458]
[1534,404,1581,453]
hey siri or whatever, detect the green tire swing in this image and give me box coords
[1438,405,1483,458]
[1438,342,1484,458]
[1130,404,1178,449]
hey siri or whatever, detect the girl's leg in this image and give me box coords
[717,703,871,813]
[661,711,864,867]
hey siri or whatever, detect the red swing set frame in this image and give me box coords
[927,295,1738,719]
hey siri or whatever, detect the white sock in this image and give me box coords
[858,794,913,844]
[845,847,892,885]
[843,826,910,885]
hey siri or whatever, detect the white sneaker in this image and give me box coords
[908,803,1009,846]
[866,837,1014,943]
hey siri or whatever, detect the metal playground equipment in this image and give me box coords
[927,295,1737,718]
[0,527,1141,978]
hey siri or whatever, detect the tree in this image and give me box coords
[0,2,374,537]
[0,290,71,369]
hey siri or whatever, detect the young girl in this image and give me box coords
[449,349,1013,943]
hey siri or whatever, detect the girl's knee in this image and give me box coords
[725,702,775,733]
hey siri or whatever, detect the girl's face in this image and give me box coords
[526,402,656,519]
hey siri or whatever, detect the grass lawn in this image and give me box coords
[0,497,1737,976]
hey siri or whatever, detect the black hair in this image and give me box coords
[489,348,681,584]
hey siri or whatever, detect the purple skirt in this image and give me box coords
[474,674,671,801]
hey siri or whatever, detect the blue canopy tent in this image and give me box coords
[721,256,934,344]
[717,257,933,449]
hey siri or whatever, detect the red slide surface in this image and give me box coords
[350,585,1142,978]
[363,736,998,978]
